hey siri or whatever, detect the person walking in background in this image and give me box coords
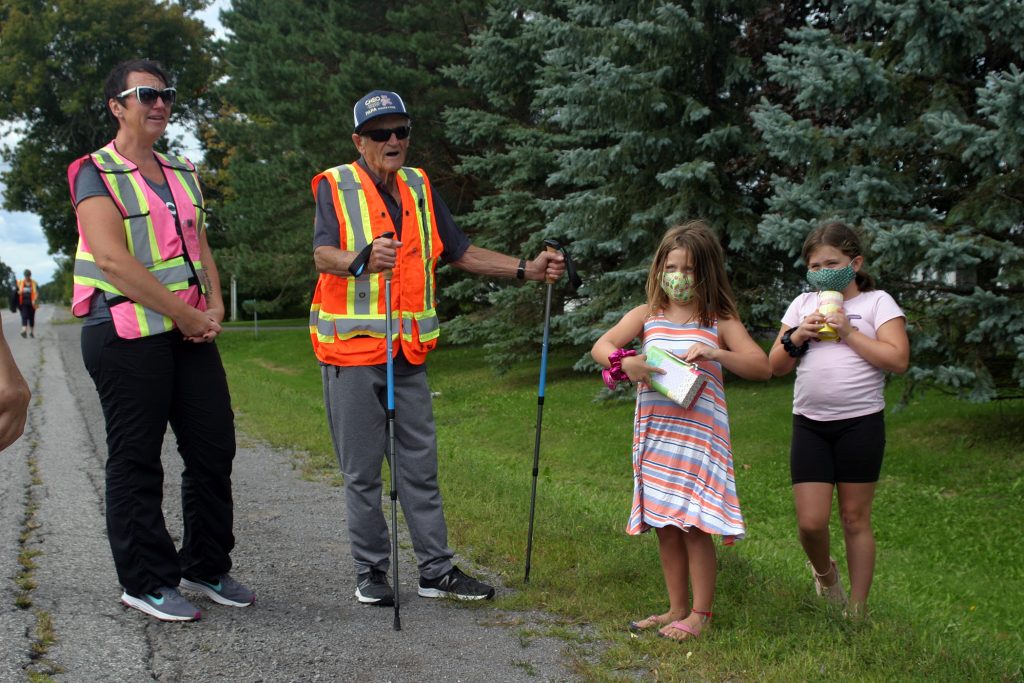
[311,89,565,607]
[768,222,909,618]
[0,311,31,451]
[16,269,39,338]
[67,58,253,622]
[592,221,770,641]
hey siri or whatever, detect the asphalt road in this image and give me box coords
[0,307,587,682]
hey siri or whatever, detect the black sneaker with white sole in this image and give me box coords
[355,569,394,606]
[418,566,495,601]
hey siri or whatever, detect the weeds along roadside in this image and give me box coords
[14,350,61,682]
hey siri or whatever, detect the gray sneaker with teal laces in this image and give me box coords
[121,587,201,621]
[180,573,255,607]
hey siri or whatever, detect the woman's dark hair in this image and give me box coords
[801,221,876,292]
[103,59,171,124]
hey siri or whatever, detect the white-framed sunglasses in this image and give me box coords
[117,85,177,107]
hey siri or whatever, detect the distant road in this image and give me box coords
[1,306,583,682]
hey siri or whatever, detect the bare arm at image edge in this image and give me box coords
[0,312,31,451]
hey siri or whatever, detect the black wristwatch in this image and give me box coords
[516,258,527,280]
[781,329,809,358]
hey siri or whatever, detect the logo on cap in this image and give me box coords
[364,94,395,116]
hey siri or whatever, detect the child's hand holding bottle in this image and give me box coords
[817,290,844,342]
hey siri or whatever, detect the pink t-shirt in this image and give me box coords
[782,290,905,421]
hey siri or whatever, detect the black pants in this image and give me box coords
[19,302,35,327]
[82,322,236,595]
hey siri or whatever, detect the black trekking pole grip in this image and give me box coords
[349,231,395,278]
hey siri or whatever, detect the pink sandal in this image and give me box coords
[658,610,712,641]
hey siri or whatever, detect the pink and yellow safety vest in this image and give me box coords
[309,163,443,366]
[67,141,208,339]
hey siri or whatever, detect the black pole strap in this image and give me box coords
[349,231,395,277]
[542,238,582,291]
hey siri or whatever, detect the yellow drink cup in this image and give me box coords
[817,290,843,342]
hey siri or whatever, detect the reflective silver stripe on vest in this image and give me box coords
[415,312,440,336]
[75,257,193,293]
[402,169,433,261]
[336,165,372,316]
[93,148,157,267]
[132,300,172,336]
[400,168,435,313]
[316,314,399,338]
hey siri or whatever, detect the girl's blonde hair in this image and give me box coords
[644,220,738,327]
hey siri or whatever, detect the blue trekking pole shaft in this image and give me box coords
[385,268,401,631]
[524,282,553,584]
[524,244,559,585]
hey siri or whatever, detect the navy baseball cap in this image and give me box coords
[353,90,409,132]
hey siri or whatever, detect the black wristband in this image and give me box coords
[516,258,526,280]
[781,329,809,358]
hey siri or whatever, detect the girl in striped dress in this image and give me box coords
[592,221,770,641]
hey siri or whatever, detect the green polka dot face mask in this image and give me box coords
[806,263,855,292]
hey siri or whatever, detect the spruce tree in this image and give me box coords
[446,0,788,368]
[207,0,488,316]
[752,0,1024,400]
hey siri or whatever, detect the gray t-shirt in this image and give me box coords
[74,161,177,326]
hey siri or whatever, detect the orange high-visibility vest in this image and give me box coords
[309,163,443,366]
[67,141,208,339]
[16,279,37,306]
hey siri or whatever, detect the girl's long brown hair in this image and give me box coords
[801,222,876,292]
[645,220,738,327]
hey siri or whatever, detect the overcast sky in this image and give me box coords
[0,0,229,285]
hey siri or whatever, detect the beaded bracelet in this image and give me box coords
[602,348,637,389]
[781,329,809,358]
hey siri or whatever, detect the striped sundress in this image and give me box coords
[627,313,746,543]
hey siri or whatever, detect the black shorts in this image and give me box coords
[790,411,886,484]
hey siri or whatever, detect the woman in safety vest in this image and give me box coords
[67,58,253,622]
[15,269,38,338]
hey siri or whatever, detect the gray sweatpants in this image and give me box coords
[321,364,454,580]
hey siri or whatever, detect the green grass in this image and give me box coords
[216,333,1023,682]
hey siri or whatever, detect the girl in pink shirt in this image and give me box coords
[768,222,909,618]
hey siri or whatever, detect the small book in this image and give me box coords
[645,346,709,409]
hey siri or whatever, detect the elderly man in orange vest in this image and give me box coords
[15,269,39,338]
[310,90,565,606]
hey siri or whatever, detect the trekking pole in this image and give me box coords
[524,239,581,584]
[360,231,402,631]
[353,231,401,627]
[385,262,402,631]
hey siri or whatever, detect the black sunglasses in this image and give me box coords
[361,126,411,143]
[117,86,177,107]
